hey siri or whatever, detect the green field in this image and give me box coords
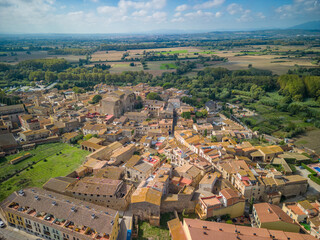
[156,50,188,54]
[0,143,67,179]
[0,143,88,201]
[235,92,319,138]
[160,63,177,69]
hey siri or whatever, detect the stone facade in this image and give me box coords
[100,91,135,118]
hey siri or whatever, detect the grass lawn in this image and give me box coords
[133,213,173,240]
[0,142,67,179]
[160,63,177,70]
[0,143,88,201]
[134,222,170,240]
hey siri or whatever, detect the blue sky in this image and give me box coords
[0,0,319,33]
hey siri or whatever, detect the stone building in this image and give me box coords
[100,91,135,118]
[0,188,120,240]
[130,187,161,226]
[65,177,134,211]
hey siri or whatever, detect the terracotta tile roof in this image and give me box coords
[183,219,316,240]
[254,203,295,224]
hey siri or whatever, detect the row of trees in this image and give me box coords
[278,74,320,101]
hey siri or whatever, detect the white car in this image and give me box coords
[0,220,5,228]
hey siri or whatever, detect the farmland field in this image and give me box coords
[0,143,88,201]
[294,129,320,154]
[0,50,85,64]
[213,50,315,75]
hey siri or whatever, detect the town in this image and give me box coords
[0,82,320,240]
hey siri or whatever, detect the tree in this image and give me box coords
[90,94,102,104]
[204,129,208,137]
[211,135,217,142]
[181,112,191,119]
[130,62,135,67]
[72,86,85,94]
[146,92,161,100]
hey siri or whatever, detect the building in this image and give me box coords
[130,187,161,226]
[100,91,135,118]
[193,123,213,136]
[0,104,25,125]
[181,218,316,240]
[205,100,221,114]
[125,155,153,182]
[108,144,136,166]
[19,129,51,142]
[198,172,220,193]
[0,188,120,240]
[65,177,134,211]
[196,188,245,219]
[253,202,300,233]
[82,123,108,136]
[19,114,41,131]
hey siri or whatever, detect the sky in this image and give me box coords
[0,0,319,34]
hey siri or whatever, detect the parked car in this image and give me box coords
[0,220,5,228]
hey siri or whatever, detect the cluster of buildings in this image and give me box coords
[0,82,319,240]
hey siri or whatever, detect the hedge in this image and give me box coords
[301,163,317,175]
[310,175,320,185]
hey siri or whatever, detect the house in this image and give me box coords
[82,123,108,136]
[198,172,220,193]
[193,123,213,136]
[253,202,300,233]
[174,163,203,187]
[0,104,25,125]
[205,100,221,114]
[125,155,153,182]
[196,188,245,219]
[19,114,40,131]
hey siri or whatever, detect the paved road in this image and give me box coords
[297,168,320,194]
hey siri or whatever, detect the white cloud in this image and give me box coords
[215,11,222,18]
[97,6,118,14]
[194,0,225,9]
[276,0,320,18]
[175,4,188,12]
[174,12,181,17]
[185,10,214,18]
[145,11,167,23]
[171,17,185,23]
[237,9,252,22]
[227,3,242,15]
[256,12,265,19]
[132,10,147,17]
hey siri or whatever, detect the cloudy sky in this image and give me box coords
[0,0,319,33]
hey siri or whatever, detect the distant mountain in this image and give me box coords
[289,21,320,30]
